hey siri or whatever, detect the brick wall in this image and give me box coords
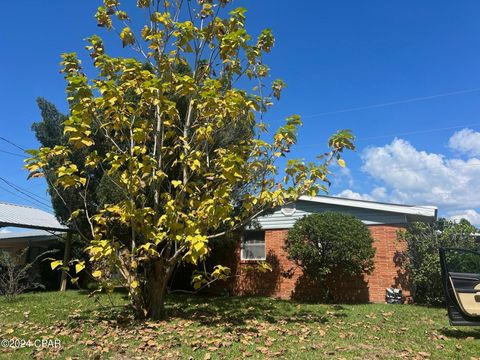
[230,224,409,303]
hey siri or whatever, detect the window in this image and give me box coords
[241,231,266,260]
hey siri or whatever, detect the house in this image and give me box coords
[0,230,62,264]
[0,202,70,290]
[229,195,437,303]
[0,201,68,260]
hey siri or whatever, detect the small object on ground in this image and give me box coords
[386,288,404,304]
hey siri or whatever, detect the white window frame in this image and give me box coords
[241,231,266,261]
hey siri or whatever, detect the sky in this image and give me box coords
[1,1,480,226]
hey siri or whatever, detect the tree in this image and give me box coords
[398,218,478,305]
[285,212,375,285]
[33,89,254,237]
[26,0,354,319]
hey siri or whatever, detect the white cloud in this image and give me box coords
[0,228,12,234]
[448,128,480,157]
[336,189,373,201]
[448,209,480,226]
[336,186,387,202]
[371,186,387,200]
[360,137,480,209]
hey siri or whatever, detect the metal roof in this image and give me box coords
[0,202,68,232]
[299,195,438,219]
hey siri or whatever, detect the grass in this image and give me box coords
[0,291,479,359]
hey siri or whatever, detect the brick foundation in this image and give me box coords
[229,224,409,303]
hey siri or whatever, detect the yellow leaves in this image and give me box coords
[171,180,182,188]
[183,234,209,265]
[337,159,346,168]
[85,152,100,168]
[63,125,77,134]
[56,163,86,189]
[137,0,151,8]
[51,260,63,270]
[151,11,171,27]
[92,270,102,278]
[95,6,112,29]
[86,239,116,263]
[131,280,139,289]
[88,246,103,256]
[190,159,201,171]
[58,165,76,178]
[81,138,95,147]
[63,117,95,149]
[233,172,243,180]
[137,242,160,258]
[212,265,231,281]
[120,27,135,47]
[192,273,205,290]
[75,261,85,274]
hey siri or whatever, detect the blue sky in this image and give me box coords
[1,1,480,225]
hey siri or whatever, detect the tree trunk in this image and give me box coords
[60,232,73,291]
[146,260,172,320]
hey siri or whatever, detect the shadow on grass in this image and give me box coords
[165,294,342,326]
[440,328,480,339]
[70,292,339,329]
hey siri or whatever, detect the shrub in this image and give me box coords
[0,248,56,300]
[398,218,479,306]
[285,212,376,281]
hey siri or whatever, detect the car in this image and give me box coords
[439,247,480,326]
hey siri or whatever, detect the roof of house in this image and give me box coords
[0,202,68,232]
[299,195,437,218]
[252,195,438,230]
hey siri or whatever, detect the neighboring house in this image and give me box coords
[0,201,67,261]
[0,230,62,264]
[228,195,437,303]
[0,202,68,290]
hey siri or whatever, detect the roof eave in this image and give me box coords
[298,195,437,219]
[0,222,69,233]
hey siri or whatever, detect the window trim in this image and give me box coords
[240,231,266,261]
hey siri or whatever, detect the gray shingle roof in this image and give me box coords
[0,202,68,232]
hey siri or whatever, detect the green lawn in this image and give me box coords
[0,291,479,359]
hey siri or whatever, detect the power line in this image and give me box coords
[0,177,52,209]
[0,184,52,212]
[294,122,480,148]
[0,136,25,152]
[0,176,50,203]
[356,123,480,142]
[302,87,480,119]
[0,149,26,158]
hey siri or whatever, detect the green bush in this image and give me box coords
[399,219,479,306]
[285,212,376,280]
